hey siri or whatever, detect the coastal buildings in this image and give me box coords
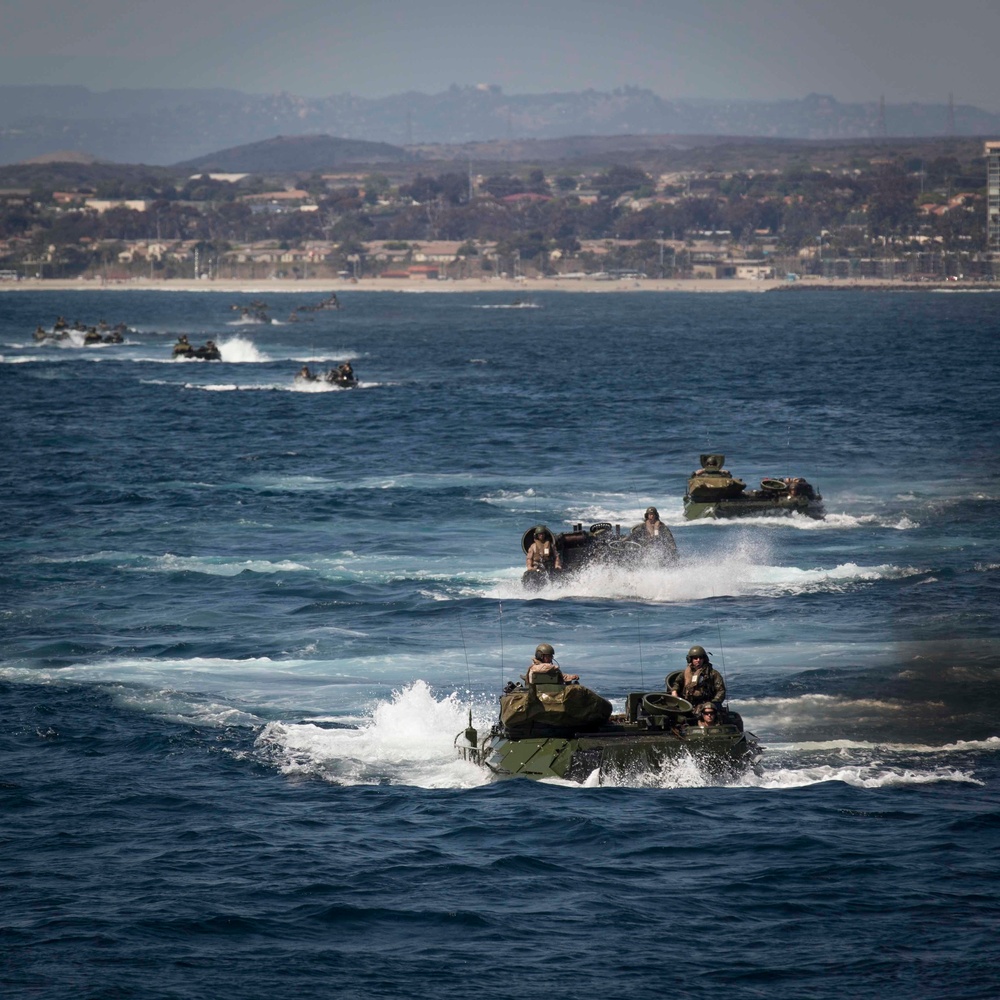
[987,141,1000,250]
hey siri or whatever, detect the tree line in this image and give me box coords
[0,155,988,278]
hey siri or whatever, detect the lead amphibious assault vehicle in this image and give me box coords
[456,672,762,783]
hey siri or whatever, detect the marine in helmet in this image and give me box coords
[669,645,726,712]
[695,702,721,728]
[172,334,193,357]
[634,505,678,559]
[525,525,563,573]
[526,643,579,685]
[197,340,221,360]
[327,361,355,384]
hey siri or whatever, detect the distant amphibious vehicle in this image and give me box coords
[456,676,761,783]
[683,453,823,520]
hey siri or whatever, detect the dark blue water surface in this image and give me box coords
[2,289,999,999]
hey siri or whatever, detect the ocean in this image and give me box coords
[2,288,999,999]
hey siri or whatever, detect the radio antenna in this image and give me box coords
[498,601,505,689]
[636,613,645,688]
[458,618,478,748]
[712,592,730,708]
[459,618,473,706]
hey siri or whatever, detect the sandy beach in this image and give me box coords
[0,276,1000,296]
[1,275,992,294]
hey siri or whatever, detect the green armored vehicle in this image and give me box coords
[456,676,762,784]
[684,454,823,520]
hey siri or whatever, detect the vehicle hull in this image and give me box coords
[683,496,824,520]
[458,707,762,784]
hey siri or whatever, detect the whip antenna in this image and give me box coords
[458,618,473,709]
[712,591,730,708]
[498,601,504,688]
[458,618,478,748]
[636,613,645,688]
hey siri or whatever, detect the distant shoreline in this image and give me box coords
[1,276,994,294]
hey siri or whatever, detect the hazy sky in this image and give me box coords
[2,0,997,110]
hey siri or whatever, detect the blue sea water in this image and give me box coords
[2,288,999,1000]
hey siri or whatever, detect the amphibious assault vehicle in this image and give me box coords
[521,519,677,588]
[456,678,762,784]
[684,454,823,520]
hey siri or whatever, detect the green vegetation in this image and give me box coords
[0,136,992,280]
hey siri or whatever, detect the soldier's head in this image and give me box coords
[645,506,659,521]
[534,526,548,540]
[534,643,555,662]
[698,703,719,723]
[687,645,709,663]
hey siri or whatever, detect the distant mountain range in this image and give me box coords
[1,85,998,167]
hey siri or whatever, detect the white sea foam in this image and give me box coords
[0,653,407,722]
[39,550,316,575]
[746,764,983,789]
[773,736,1000,754]
[690,510,916,531]
[255,681,489,788]
[0,656,315,715]
[33,543,922,600]
[178,380,379,392]
[481,491,914,532]
[290,351,362,363]
[487,553,924,603]
[217,336,268,362]
[155,553,311,575]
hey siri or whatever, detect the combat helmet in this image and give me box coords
[687,645,710,661]
[535,643,555,659]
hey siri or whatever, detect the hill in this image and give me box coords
[175,134,411,173]
[1,85,998,166]
[0,132,988,192]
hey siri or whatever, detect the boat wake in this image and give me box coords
[746,761,983,789]
[175,380,379,392]
[255,681,488,788]
[216,335,269,362]
[251,684,990,790]
[487,553,926,602]
[481,490,916,533]
[2,662,990,790]
[33,545,925,599]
